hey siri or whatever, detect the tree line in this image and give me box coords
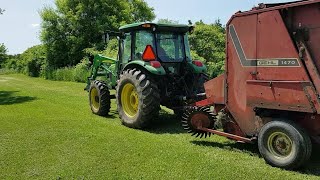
[0,0,225,80]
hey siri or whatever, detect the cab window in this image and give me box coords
[122,33,131,63]
[156,33,185,62]
[134,31,154,60]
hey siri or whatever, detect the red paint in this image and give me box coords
[199,1,320,141]
[192,60,203,67]
[195,99,212,107]
[204,74,225,105]
[199,127,254,144]
[142,45,156,61]
[150,61,161,68]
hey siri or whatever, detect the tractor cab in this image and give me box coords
[118,22,194,75]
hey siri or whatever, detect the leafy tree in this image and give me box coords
[5,45,46,76]
[130,0,155,22]
[4,55,21,71]
[21,45,47,77]
[0,43,7,67]
[189,20,226,77]
[40,0,155,69]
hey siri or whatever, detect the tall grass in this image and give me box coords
[43,60,90,83]
[0,68,18,75]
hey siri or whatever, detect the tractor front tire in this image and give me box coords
[258,119,312,169]
[89,80,111,116]
[116,68,160,129]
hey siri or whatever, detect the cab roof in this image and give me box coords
[119,22,193,33]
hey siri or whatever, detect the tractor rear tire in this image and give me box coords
[258,119,312,170]
[116,68,160,129]
[89,80,111,116]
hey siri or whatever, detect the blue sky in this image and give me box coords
[0,0,296,54]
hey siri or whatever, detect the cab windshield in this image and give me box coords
[132,31,191,62]
[155,33,185,62]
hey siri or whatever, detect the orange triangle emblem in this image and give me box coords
[142,45,156,61]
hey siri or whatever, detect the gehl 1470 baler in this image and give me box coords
[183,0,320,169]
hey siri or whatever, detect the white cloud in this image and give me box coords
[31,23,40,28]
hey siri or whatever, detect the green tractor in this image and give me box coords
[85,22,208,129]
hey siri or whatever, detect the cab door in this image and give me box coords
[119,32,132,71]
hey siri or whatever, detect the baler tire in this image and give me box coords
[116,68,160,129]
[89,80,111,116]
[258,119,312,170]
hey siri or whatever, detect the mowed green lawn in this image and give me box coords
[1,74,320,179]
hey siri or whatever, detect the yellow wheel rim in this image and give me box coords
[267,132,293,158]
[121,83,139,118]
[90,87,100,112]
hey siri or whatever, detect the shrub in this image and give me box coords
[73,59,90,83]
[42,59,90,83]
[53,67,74,81]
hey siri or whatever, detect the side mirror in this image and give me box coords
[189,26,195,34]
[102,33,110,44]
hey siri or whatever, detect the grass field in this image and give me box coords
[1,74,320,179]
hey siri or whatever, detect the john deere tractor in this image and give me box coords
[86,22,207,129]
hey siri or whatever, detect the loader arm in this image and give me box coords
[85,54,118,91]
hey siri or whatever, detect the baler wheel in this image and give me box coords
[89,80,111,116]
[182,106,216,138]
[258,119,312,170]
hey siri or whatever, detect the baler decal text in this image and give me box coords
[229,25,300,67]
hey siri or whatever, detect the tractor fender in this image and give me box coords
[123,60,166,75]
[187,62,207,74]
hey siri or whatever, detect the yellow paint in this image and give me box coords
[121,83,139,117]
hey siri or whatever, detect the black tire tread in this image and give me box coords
[116,68,160,129]
[89,80,111,116]
[258,119,312,170]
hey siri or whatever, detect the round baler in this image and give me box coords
[182,0,320,169]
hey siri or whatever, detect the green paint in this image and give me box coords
[85,54,118,91]
[124,60,166,75]
[86,22,206,92]
[120,22,192,33]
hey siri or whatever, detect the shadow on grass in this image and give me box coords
[191,140,320,176]
[191,140,260,157]
[0,91,37,105]
[145,109,185,134]
[299,144,320,176]
[105,109,118,119]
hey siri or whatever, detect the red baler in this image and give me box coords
[183,0,320,169]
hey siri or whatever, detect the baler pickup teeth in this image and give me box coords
[200,133,204,138]
[181,106,216,138]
